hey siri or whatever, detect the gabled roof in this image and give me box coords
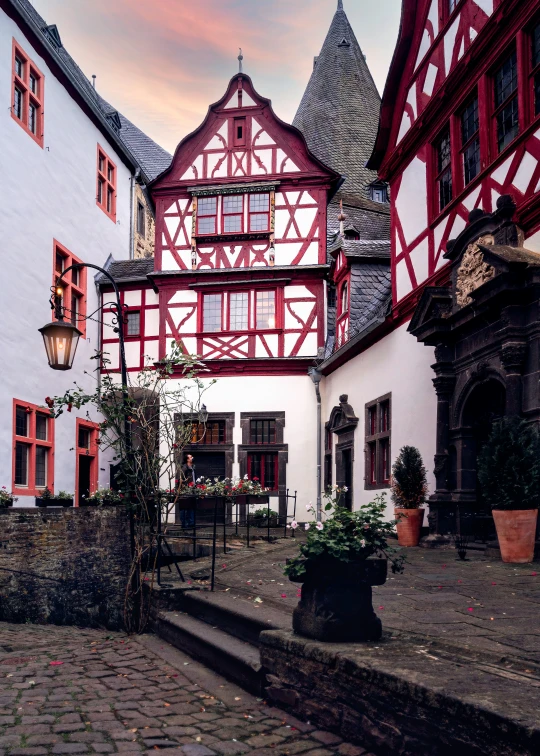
[293,0,382,199]
[328,236,391,260]
[96,258,155,285]
[7,0,172,183]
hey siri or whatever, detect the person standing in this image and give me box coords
[180,454,196,527]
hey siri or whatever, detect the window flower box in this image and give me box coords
[35,497,73,508]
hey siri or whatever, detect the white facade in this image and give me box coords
[321,323,437,519]
[0,9,134,504]
[175,374,319,522]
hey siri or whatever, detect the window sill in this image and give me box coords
[195,231,270,244]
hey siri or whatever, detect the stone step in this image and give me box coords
[154,610,264,694]
[177,588,290,646]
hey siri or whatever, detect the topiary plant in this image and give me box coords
[477,417,540,510]
[391,446,428,509]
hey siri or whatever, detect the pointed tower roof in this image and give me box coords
[293,0,381,199]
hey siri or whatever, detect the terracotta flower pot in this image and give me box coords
[395,508,424,547]
[493,509,538,563]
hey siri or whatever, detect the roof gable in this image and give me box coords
[152,74,338,189]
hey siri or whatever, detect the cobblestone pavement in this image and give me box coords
[0,622,374,756]
[185,538,540,668]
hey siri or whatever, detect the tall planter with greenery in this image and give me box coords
[391,446,428,547]
[285,489,404,642]
[477,417,540,563]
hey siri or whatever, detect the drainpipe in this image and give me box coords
[309,367,323,521]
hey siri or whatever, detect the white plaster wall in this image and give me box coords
[321,323,437,520]
[168,374,318,521]
[0,11,132,504]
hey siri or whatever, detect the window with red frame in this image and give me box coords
[197,197,217,234]
[96,146,117,221]
[13,399,54,495]
[76,419,99,506]
[493,49,519,153]
[255,290,276,329]
[531,21,540,117]
[124,310,141,338]
[12,40,44,147]
[249,193,270,232]
[434,127,452,211]
[460,94,480,186]
[250,419,276,444]
[203,293,222,332]
[228,292,249,330]
[222,195,243,233]
[340,281,349,314]
[365,394,391,489]
[248,452,277,489]
[54,241,87,338]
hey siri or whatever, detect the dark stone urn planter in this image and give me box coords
[0,499,14,508]
[289,557,387,642]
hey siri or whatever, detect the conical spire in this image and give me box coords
[293,1,380,199]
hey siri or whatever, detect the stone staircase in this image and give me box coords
[153,586,291,695]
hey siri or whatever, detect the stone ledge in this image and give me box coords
[260,629,540,756]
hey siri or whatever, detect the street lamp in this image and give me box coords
[198,404,209,425]
[39,318,83,371]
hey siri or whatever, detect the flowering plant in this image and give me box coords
[84,488,123,505]
[177,475,268,498]
[284,488,404,580]
[0,487,17,506]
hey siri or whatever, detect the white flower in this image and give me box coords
[315,521,324,531]
[288,520,299,530]
[342,486,348,492]
[360,539,366,548]
[304,523,310,531]
[306,503,314,513]
[244,474,248,480]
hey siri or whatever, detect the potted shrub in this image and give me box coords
[248,507,279,528]
[391,446,428,547]
[477,417,540,563]
[284,489,404,642]
[0,487,17,508]
[36,488,74,507]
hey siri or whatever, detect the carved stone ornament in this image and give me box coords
[455,235,495,308]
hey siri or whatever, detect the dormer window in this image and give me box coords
[344,227,360,240]
[369,182,388,203]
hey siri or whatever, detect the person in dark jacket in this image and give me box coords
[180,454,196,527]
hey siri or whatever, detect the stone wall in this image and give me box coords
[260,630,540,756]
[134,184,155,259]
[0,507,131,630]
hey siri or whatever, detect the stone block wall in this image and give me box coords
[0,507,131,630]
[260,630,540,756]
[134,184,155,259]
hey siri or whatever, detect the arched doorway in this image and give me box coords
[459,379,506,516]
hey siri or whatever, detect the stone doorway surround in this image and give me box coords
[409,195,540,538]
[328,394,358,509]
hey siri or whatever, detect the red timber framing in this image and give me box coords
[143,72,338,377]
[101,286,159,372]
[12,399,54,496]
[53,240,87,338]
[367,0,540,314]
[11,38,44,147]
[75,418,99,506]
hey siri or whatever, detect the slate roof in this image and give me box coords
[328,236,390,259]
[10,0,172,182]
[96,259,155,284]
[95,95,172,182]
[293,1,382,200]
[349,262,391,336]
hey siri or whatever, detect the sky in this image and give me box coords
[31,0,402,155]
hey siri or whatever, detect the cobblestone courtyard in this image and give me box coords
[0,622,372,756]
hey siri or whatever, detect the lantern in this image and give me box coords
[198,404,209,425]
[39,319,83,371]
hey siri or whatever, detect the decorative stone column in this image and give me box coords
[501,342,526,416]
